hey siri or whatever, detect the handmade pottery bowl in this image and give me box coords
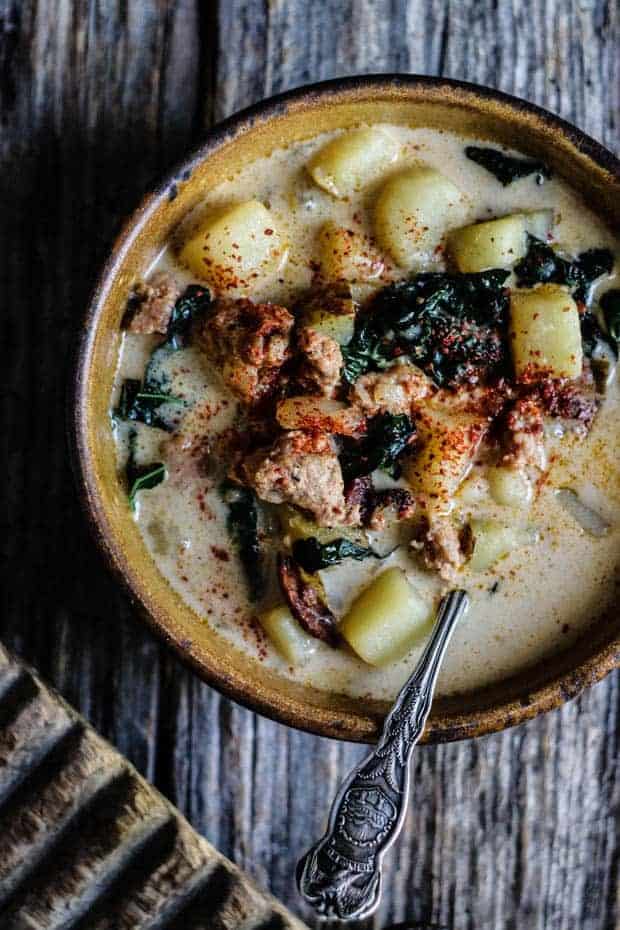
[72,75,620,743]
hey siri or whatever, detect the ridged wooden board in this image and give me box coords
[0,643,308,930]
[1,2,618,929]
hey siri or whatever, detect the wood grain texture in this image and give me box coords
[1,1,618,928]
[0,643,308,929]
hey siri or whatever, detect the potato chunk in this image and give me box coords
[403,406,487,512]
[522,209,555,240]
[307,127,399,199]
[304,309,356,346]
[374,167,466,268]
[341,567,432,666]
[509,284,583,381]
[259,605,317,665]
[468,519,538,572]
[449,211,556,273]
[180,200,285,291]
[487,466,533,508]
[318,221,385,283]
[449,214,527,272]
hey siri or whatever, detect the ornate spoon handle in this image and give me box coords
[297,589,469,921]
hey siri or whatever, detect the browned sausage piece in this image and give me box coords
[277,554,339,647]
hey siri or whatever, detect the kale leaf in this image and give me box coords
[601,289,620,343]
[341,315,397,385]
[164,284,211,350]
[117,378,182,432]
[579,311,612,360]
[126,430,166,511]
[292,537,380,573]
[116,285,211,431]
[221,481,264,601]
[340,412,415,481]
[374,270,510,386]
[465,146,552,186]
[342,270,510,387]
[514,235,613,303]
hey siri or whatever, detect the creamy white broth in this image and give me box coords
[112,125,620,700]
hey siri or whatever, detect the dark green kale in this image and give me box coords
[600,289,620,343]
[117,285,211,430]
[292,537,380,573]
[340,412,415,481]
[341,314,397,385]
[373,270,510,386]
[465,146,552,186]
[164,284,211,349]
[116,378,182,432]
[221,481,264,601]
[579,309,619,362]
[126,430,166,511]
[514,235,613,303]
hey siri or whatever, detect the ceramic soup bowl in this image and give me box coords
[72,75,620,743]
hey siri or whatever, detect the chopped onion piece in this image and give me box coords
[555,488,610,537]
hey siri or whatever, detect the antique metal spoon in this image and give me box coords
[297,589,469,921]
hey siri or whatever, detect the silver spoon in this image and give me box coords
[297,589,469,921]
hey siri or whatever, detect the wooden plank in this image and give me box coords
[0,1,618,929]
[0,644,308,929]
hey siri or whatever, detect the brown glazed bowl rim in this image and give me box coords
[71,74,620,743]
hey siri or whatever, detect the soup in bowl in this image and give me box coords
[73,77,620,742]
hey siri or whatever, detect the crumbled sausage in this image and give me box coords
[296,326,343,397]
[412,515,471,582]
[536,377,598,431]
[198,298,294,404]
[240,430,353,526]
[351,363,434,416]
[128,271,181,335]
[501,397,546,469]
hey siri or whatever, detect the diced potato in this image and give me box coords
[259,605,317,665]
[304,306,356,345]
[374,167,466,268]
[318,221,385,283]
[280,507,368,547]
[179,200,285,290]
[276,396,364,436]
[457,472,488,505]
[509,284,583,381]
[449,210,556,273]
[341,567,433,667]
[468,519,538,572]
[487,466,533,508]
[403,406,487,512]
[307,127,399,199]
[449,214,527,272]
[522,209,555,240]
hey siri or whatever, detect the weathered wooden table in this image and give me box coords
[2,2,618,927]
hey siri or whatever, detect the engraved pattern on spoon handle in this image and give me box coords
[297,590,469,921]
